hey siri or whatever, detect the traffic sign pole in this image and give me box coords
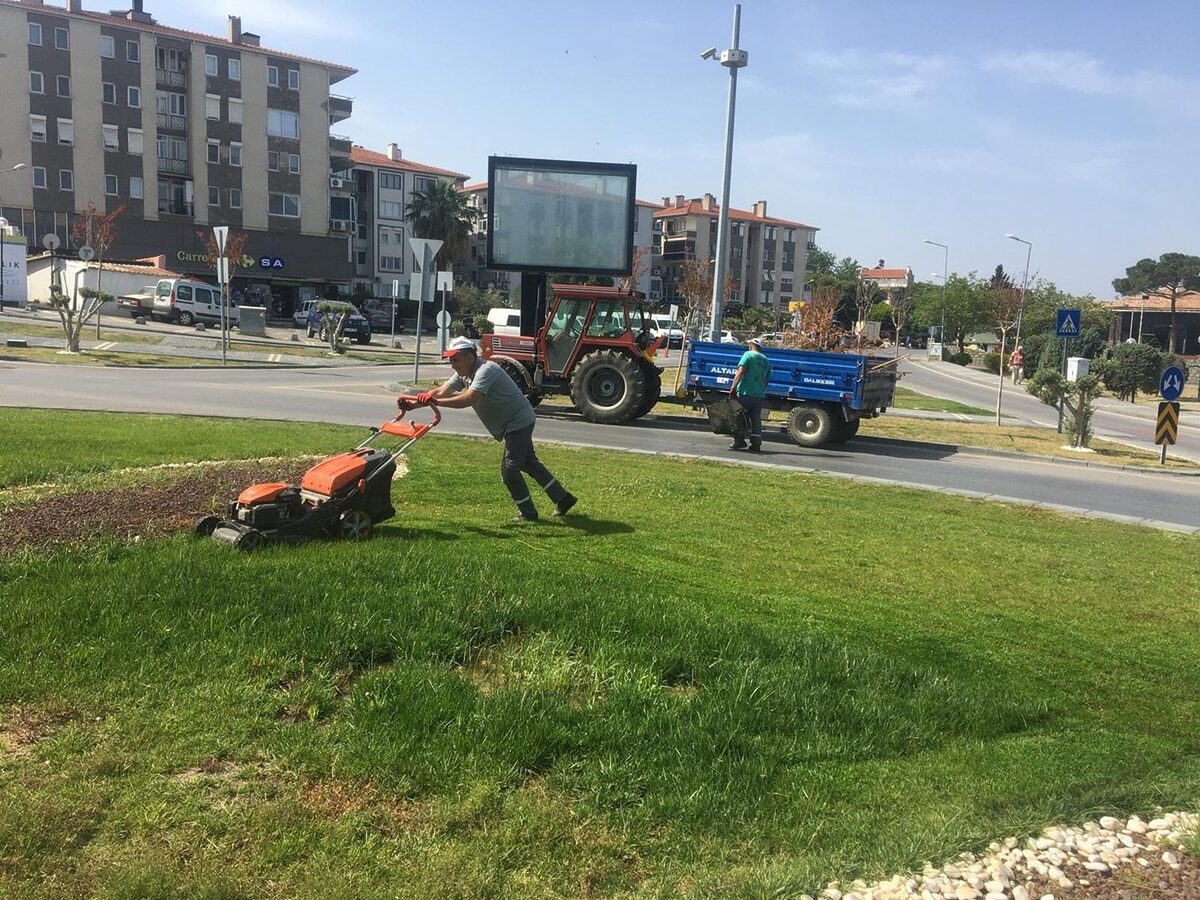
[390,279,399,349]
[408,238,442,384]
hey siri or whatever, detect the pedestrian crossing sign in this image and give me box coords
[1055,308,1081,338]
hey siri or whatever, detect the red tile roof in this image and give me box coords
[652,198,815,229]
[350,146,469,181]
[0,0,356,79]
[860,267,911,280]
[1107,290,1200,312]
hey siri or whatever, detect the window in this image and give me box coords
[56,75,70,98]
[205,54,218,77]
[101,35,115,58]
[128,128,143,155]
[380,255,403,272]
[103,124,119,151]
[54,27,68,50]
[228,97,243,124]
[127,86,141,108]
[356,251,367,266]
[126,39,139,62]
[229,142,242,166]
[378,200,403,220]
[59,169,73,191]
[57,118,74,146]
[287,153,300,174]
[268,192,300,217]
[208,186,220,207]
[379,172,402,190]
[413,175,436,194]
[105,174,118,196]
[102,81,116,104]
[228,58,240,81]
[266,108,299,138]
[130,176,143,199]
[205,94,221,120]
[267,151,278,171]
[32,167,47,189]
[287,68,299,90]
[29,71,44,94]
[30,115,47,142]
[207,140,220,164]
[229,187,242,209]
[170,138,187,161]
[28,22,41,45]
[156,135,168,159]
[267,65,278,87]
[157,92,186,116]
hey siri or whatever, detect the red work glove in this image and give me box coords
[416,391,436,406]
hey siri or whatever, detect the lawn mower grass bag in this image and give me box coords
[705,396,751,437]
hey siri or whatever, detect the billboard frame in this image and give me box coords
[485,155,637,277]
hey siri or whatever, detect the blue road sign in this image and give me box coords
[1160,365,1186,402]
[1055,308,1081,338]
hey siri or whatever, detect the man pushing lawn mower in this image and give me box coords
[399,336,577,524]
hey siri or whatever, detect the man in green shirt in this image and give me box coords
[728,336,772,452]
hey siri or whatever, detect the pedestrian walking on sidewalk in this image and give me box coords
[398,337,577,523]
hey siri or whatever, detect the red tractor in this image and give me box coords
[482,284,664,425]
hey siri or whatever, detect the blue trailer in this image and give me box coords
[683,341,899,447]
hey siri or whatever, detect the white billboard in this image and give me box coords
[0,232,28,309]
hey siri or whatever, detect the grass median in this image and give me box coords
[1,409,1198,898]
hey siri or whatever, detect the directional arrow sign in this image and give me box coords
[1160,365,1186,402]
[408,237,442,272]
[1055,308,1081,338]
[1156,401,1180,445]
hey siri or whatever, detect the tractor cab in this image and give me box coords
[539,285,657,375]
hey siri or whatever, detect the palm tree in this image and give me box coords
[405,180,479,270]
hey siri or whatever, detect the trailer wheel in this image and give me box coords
[339,509,372,541]
[569,351,646,424]
[786,404,835,448]
[632,363,661,419]
[828,419,861,444]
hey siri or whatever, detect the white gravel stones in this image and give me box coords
[810,810,1195,899]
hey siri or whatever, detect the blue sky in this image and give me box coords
[166,0,1200,298]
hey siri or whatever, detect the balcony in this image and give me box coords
[156,67,187,89]
[156,112,187,132]
[329,133,352,160]
[806,241,818,251]
[157,157,189,175]
[158,199,193,216]
[328,94,353,124]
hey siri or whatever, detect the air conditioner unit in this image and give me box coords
[329,177,345,189]
[331,220,348,232]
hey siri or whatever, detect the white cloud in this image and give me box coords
[805,49,954,108]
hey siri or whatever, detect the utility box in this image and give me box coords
[239,306,266,336]
[1066,357,1090,382]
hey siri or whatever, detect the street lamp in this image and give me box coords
[1006,234,1032,370]
[923,239,948,346]
[701,3,749,338]
[0,163,30,314]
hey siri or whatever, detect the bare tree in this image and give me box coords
[853,279,881,349]
[196,229,249,352]
[783,286,843,350]
[888,289,914,358]
[986,285,1024,424]
[619,246,650,295]
[49,202,125,352]
[675,255,734,336]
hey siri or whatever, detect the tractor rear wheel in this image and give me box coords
[786,404,835,448]
[632,363,662,419]
[569,351,646,424]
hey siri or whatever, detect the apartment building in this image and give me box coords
[459,183,660,300]
[344,144,468,299]
[652,193,818,312]
[0,0,355,315]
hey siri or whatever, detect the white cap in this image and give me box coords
[747,336,763,347]
[443,336,478,359]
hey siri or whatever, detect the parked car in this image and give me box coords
[293,299,317,328]
[755,332,786,346]
[306,302,371,344]
[117,284,157,318]
[152,278,238,326]
[361,299,404,333]
[700,327,739,343]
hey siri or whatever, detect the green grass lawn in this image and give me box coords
[890,385,993,416]
[1,409,1198,898]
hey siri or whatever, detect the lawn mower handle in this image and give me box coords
[396,400,442,427]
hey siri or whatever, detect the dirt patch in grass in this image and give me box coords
[0,704,76,760]
[0,458,333,553]
[1026,850,1200,899]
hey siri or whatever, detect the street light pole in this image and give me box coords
[701,4,748,338]
[0,163,30,315]
[1006,234,1032,380]
[923,239,948,350]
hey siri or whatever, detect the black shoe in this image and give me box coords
[748,443,762,453]
[511,512,538,523]
[554,494,578,516]
[729,441,747,451]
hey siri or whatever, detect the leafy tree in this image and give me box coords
[1095,341,1163,402]
[1026,369,1102,448]
[1112,253,1200,354]
[913,273,985,350]
[989,265,1013,289]
[405,180,480,271]
[314,300,357,354]
[805,245,837,276]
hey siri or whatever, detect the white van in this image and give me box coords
[153,278,239,327]
[649,314,684,348]
[487,307,521,336]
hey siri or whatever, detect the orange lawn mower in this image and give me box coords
[195,403,441,551]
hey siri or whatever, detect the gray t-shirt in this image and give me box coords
[446,359,536,439]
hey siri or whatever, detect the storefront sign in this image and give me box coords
[177,250,209,263]
[259,256,285,270]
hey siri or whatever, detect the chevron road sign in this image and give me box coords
[1156,402,1179,446]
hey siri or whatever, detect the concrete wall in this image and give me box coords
[240,52,268,231]
[0,4,35,211]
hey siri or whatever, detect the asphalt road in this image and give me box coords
[900,357,1200,463]
[2,361,1198,532]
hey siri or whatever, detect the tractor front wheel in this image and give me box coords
[569,351,647,424]
[786,404,835,448]
[499,360,541,406]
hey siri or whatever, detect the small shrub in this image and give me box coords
[946,351,972,366]
[982,352,1012,375]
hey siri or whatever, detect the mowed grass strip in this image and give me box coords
[0,409,1198,898]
